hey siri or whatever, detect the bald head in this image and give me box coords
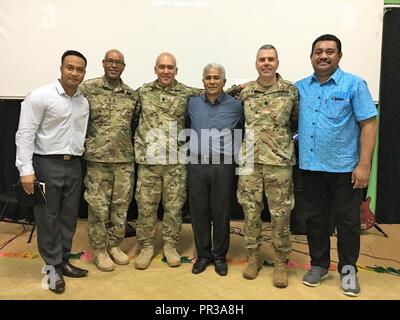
[155,52,176,67]
[154,52,178,87]
[104,49,124,61]
[102,49,125,84]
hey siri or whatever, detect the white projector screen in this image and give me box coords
[0,0,383,100]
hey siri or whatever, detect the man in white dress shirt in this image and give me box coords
[15,50,90,294]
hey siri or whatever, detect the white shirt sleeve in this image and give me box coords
[15,92,45,176]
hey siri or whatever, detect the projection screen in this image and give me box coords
[0,0,383,100]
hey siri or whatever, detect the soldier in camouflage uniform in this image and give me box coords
[134,52,200,270]
[237,45,299,287]
[80,49,139,272]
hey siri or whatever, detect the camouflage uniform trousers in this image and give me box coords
[135,164,186,246]
[84,161,134,250]
[237,164,294,255]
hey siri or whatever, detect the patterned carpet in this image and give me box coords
[0,220,399,300]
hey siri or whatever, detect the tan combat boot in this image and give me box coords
[273,252,288,288]
[243,248,263,280]
[94,248,115,272]
[107,246,129,265]
[134,245,154,270]
[163,241,181,267]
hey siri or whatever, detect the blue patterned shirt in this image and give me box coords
[296,67,377,172]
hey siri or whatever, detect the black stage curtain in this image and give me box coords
[0,100,20,193]
[376,7,400,223]
[0,100,33,221]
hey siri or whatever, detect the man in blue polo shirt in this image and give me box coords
[187,63,243,276]
[296,34,377,297]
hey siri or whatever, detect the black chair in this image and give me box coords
[0,191,36,243]
[125,222,136,238]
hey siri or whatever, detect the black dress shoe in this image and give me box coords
[49,271,65,294]
[192,258,212,274]
[61,261,88,278]
[214,259,228,276]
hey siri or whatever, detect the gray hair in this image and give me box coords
[257,44,278,59]
[202,63,226,80]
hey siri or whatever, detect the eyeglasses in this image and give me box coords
[103,59,125,67]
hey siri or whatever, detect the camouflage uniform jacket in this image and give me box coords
[134,80,200,164]
[80,76,139,163]
[240,73,299,166]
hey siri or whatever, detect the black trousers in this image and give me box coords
[33,155,82,267]
[188,163,236,260]
[301,170,362,273]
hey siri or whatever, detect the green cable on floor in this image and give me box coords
[359,265,400,276]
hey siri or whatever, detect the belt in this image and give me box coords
[33,154,80,161]
[190,153,234,164]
